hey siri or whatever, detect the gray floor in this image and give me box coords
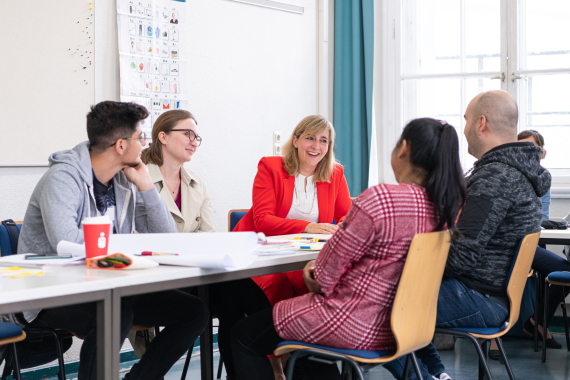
[50,334,570,380]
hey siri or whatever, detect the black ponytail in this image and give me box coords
[399,118,466,235]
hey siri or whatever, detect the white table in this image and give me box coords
[539,229,570,246]
[0,233,324,380]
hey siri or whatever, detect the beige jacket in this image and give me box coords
[147,163,215,233]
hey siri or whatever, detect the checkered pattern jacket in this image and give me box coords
[273,183,437,350]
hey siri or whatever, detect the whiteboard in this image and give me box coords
[0,0,96,165]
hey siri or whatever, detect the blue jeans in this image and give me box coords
[383,277,509,379]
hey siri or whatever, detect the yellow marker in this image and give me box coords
[89,8,93,10]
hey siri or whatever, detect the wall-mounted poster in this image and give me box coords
[117,0,187,135]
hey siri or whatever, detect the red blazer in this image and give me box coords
[234,156,352,236]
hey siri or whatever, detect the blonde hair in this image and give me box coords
[141,110,197,166]
[282,115,337,183]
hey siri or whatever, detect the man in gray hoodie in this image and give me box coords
[17,101,209,380]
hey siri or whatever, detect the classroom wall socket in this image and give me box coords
[273,131,281,143]
[273,143,282,156]
[273,131,282,156]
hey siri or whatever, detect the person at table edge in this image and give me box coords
[14,101,208,380]
[233,115,352,305]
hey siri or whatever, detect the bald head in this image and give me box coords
[469,90,518,137]
[464,90,519,159]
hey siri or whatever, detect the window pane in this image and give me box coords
[519,0,570,70]
[402,0,460,75]
[402,0,500,75]
[465,0,501,73]
[519,74,570,169]
[402,77,501,171]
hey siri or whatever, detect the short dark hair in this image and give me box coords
[86,101,149,153]
[518,129,547,158]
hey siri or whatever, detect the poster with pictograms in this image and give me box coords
[117,0,187,135]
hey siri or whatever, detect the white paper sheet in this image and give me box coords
[57,241,86,257]
[107,232,258,270]
[0,254,85,267]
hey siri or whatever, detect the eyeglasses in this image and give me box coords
[170,129,202,146]
[110,132,147,147]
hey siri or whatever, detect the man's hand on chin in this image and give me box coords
[123,161,154,192]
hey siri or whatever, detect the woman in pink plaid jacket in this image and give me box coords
[231,118,467,380]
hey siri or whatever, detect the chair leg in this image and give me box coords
[285,350,302,380]
[11,343,22,380]
[543,279,549,362]
[143,329,150,348]
[494,337,515,380]
[409,352,424,380]
[217,355,224,379]
[462,334,493,380]
[403,354,412,380]
[534,273,541,352]
[560,287,570,352]
[180,349,192,380]
[48,331,67,380]
[479,339,487,380]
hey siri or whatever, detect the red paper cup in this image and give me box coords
[82,216,112,259]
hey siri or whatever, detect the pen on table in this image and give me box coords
[140,251,179,256]
[313,238,328,242]
[299,246,312,249]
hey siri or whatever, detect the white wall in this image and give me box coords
[0,0,320,233]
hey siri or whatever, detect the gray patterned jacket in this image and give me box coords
[445,142,551,297]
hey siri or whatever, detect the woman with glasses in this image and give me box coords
[142,110,213,232]
[232,115,352,378]
[140,110,270,380]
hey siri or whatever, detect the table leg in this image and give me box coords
[198,285,213,380]
[111,289,123,380]
[96,290,112,380]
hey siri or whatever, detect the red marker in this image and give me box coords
[141,251,179,256]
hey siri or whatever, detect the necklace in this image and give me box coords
[164,175,181,197]
[294,176,316,214]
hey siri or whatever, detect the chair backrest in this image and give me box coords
[227,209,249,232]
[0,221,23,257]
[504,232,540,329]
[390,231,451,357]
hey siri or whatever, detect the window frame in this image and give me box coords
[379,0,570,194]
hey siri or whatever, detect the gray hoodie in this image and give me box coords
[17,141,177,321]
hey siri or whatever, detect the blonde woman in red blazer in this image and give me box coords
[234,115,352,307]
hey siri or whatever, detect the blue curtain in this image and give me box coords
[333,0,374,197]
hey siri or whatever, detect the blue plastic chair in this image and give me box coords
[0,220,72,380]
[0,221,22,256]
[228,209,249,232]
[435,232,541,380]
[540,271,570,362]
[0,322,27,380]
[274,231,452,380]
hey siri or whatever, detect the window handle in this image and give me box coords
[490,73,505,82]
[511,73,528,82]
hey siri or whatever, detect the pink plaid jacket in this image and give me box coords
[273,183,438,351]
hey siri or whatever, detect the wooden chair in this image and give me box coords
[0,323,27,380]
[274,231,452,380]
[435,232,540,380]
